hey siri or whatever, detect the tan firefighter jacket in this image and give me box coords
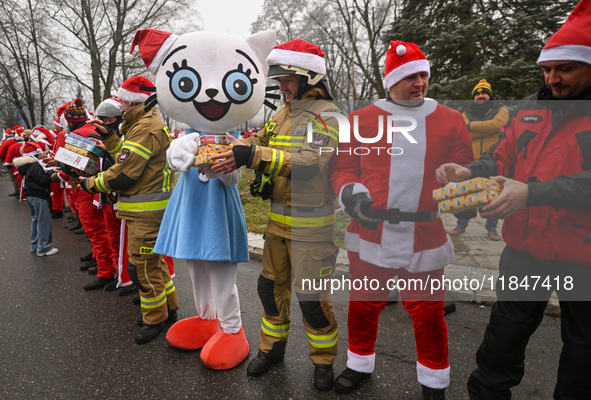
[84,104,174,222]
[241,88,342,242]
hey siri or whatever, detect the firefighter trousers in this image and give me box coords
[127,219,179,325]
[258,231,339,365]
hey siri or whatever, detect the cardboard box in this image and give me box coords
[433,178,503,201]
[438,190,501,214]
[65,133,104,158]
[55,147,99,175]
[193,136,233,167]
[64,143,99,161]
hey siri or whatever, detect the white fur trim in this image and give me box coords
[384,59,430,89]
[13,156,38,167]
[117,87,149,104]
[148,34,178,75]
[537,44,591,65]
[416,362,450,390]
[347,349,375,373]
[267,48,326,75]
[54,120,62,128]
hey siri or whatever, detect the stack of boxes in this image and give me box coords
[55,133,104,174]
[433,178,503,214]
[193,135,232,167]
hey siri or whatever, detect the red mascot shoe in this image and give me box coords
[200,327,249,370]
[166,316,220,350]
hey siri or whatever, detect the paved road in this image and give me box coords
[0,179,562,399]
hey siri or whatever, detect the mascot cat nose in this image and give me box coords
[205,88,219,99]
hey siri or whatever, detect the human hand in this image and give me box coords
[480,176,528,219]
[435,163,472,185]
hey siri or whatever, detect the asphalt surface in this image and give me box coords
[0,178,563,400]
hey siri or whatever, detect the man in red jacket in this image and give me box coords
[330,41,473,399]
[437,1,591,398]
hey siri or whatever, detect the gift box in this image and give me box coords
[64,143,99,161]
[438,190,501,214]
[55,147,99,175]
[65,133,104,158]
[433,178,503,201]
[193,135,233,167]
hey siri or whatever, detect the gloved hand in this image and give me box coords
[250,171,272,200]
[167,132,200,173]
[341,184,381,230]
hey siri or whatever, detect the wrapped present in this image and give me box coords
[438,190,501,214]
[55,147,99,175]
[433,177,503,201]
[193,135,233,167]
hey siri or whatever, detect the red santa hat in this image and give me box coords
[384,41,430,90]
[117,76,155,104]
[537,0,591,65]
[13,125,25,135]
[4,128,13,137]
[54,101,72,128]
[266,39,326,75]
[129,28,178,75]
[33,126,55,148]
[64,98,89,123]
[22,142,42,157]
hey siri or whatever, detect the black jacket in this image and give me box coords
[14,156,52,201]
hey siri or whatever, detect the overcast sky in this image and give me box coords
[197,0,266,39]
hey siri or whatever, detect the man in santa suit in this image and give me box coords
[330,41,474,399]
[3,125,26,196]
[60,99,116,290]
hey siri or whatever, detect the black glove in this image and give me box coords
[250,171,272,200]
[231,145,252,169]
[341,184,381,231]
[95,124,116,140]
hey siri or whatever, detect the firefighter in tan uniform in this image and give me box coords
[211,39,342,391]
[80,76,178,344]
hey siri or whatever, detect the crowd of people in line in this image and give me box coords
[2,1,591,399]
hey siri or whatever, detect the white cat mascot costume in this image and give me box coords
[129,28,276,370]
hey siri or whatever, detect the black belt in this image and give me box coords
[367,209,438,224]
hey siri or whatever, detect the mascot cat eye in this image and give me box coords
[167,60,201,102]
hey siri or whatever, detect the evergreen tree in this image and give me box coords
[385,0,578,100]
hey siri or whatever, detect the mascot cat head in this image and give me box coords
[130,29,276,134]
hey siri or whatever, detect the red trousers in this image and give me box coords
[117,219,175,287]
[77,190,115,278]
[66,187,77,216]
[347,251,449,389]
[50,181,64,212]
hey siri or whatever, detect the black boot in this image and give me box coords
[104,279,118,291]
[74,226,85,235]
[132,296,140,305]
[87,266,98,275]
[422,385,445,400]
[333,367,371,394]
[137,308,178,327]
[119,284,138,296]
[51,210,63,219]
[246,351,284,377]
[80,251,93,262]
[83,277,114,291]
[314,364,334,391]
[63,206,71,213]
[135,322,165,344]
[68,218,82,231]
[80,258,97,271]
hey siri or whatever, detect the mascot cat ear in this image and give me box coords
[245,30,277,75]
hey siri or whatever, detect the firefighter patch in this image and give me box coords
[320,265,333,277]
[520,115,543,123]
[310,133,329,149]
[139,247,154,255]
[293,126,306,136]
[118,148,131,163]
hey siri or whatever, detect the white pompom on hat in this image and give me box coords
[537,0,591,65]
[384,40,430,90]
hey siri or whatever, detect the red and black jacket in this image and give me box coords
[467,85,591,265]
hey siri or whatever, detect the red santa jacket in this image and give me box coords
[0,138,16,161]
[468,94,591,265]
[4,141,24,166]
[330,99,474,272]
